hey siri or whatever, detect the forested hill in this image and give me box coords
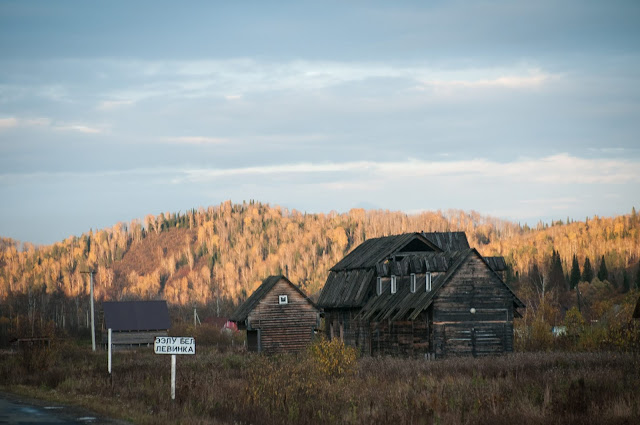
[1,201,639,331]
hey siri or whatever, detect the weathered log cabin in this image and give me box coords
[318,232,524,358]
[230,275,321,354]
[101,300,171,350]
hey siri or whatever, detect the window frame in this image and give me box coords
[390,275,397,294]
[410,273,416,293]
[278,295,288,305]
[376,277,382,295]
[425,272,432,292]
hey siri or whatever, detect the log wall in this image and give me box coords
[247,278,320,354]
[325,310,431,357]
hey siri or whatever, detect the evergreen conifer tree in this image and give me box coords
[597,255,608,282]
[570,254,581,290]
[582,256,594,283]
[548,250,566,291]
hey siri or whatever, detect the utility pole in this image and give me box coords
[81,270,96,351]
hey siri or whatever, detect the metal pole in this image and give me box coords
[171,354,176,400]
[90,271,95,352]
[108,328,112,374]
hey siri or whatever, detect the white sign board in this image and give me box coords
[154,336,196,355]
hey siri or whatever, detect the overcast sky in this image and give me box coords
[1,0,639,245]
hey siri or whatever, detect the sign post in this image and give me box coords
[108,328,112,374]
[154,337,196,400]
[171,354,176,400]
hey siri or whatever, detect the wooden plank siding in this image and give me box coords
[245,278,320,354]
[432,253,515,357]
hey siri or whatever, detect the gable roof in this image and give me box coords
[103,300,171,332]
[422,231,470,251]
[330,233,440,272]
[357,249,524,322]
[230,275,318,323]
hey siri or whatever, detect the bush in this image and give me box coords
[308,338,357,379]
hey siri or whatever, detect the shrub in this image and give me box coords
[307,338,357,379]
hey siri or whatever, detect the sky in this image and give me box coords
[1,0,639,245]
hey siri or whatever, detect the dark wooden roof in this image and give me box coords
[320,232,523,312]
[358,250,469,321]
[317,269,375,308]
[485,256,507,272]
[330,233,440,272]
[230,275,318,322]
[375,252,454,276]
[422,232,470,251]
[103,300,171,332]
[358,249,524,322]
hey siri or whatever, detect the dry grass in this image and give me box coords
[1,342,639,425]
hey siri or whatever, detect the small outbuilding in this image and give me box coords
[230,275,321,354]
[102,300,171,350]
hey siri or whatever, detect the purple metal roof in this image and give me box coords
[103,300,171,331]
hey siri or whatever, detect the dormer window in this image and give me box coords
[376,277,382,295]
[410,273,416,293]
[279,295,288,304]
[425,272,432,292]
[390,275,397,294]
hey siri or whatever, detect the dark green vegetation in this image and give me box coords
[1,338,639,425]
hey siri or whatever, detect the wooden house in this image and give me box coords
[101,300,171,350]
[318,232,524,358]
[230,275,321,354]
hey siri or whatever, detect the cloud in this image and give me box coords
[416,72,553,91]
[0,116,101,134]
[173,154,640,185]
[53,124,102,134]
[56,58,557,103]
[163,136,228,144]
[0,117,18,129]
[0,116,52,131]
[97,99,135,110]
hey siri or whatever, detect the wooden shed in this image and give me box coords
[230,275,321,354]
[318,232,524,358]
[101,300,171,350]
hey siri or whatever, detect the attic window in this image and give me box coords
[391,275,397,294]
[376,277,382,295]
[425,272,432,292]
[278,295,288,305]
[410,273,416,293]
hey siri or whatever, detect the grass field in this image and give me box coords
[1,341,639,425]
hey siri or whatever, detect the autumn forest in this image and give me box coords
[1,200,640,346]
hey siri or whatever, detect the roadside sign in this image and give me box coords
[154,336,196,355]
[153,336,196,401]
